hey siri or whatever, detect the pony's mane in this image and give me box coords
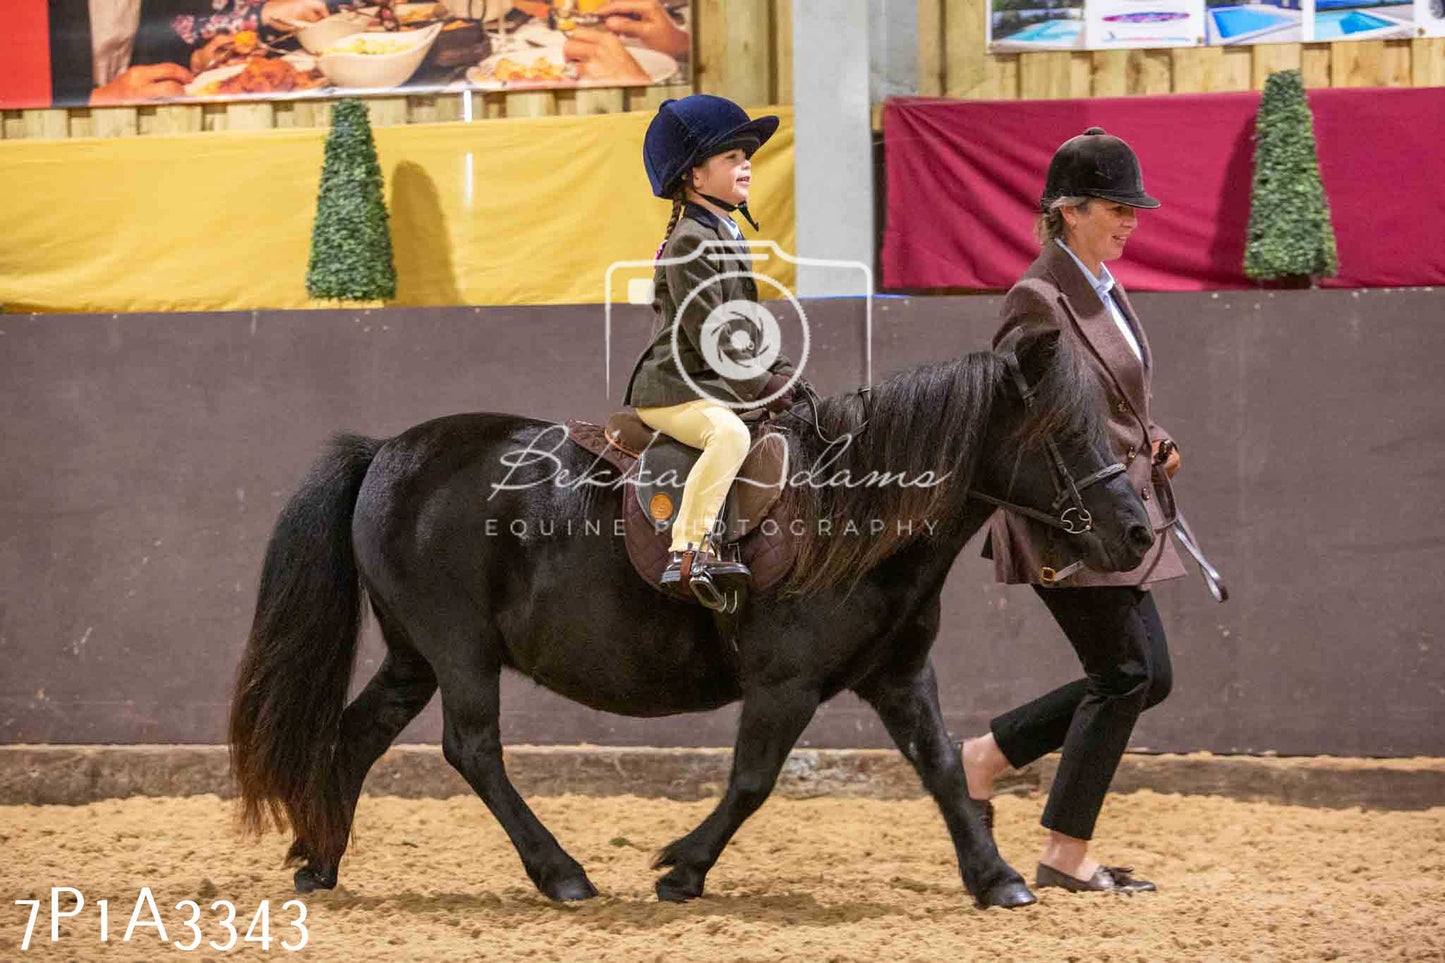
[779,335,1105,595]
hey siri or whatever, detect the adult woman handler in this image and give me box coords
[962,128,1187,894]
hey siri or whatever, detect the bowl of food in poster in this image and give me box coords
[318,23,444,88]
[295,11,373,54]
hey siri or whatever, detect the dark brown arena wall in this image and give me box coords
[3,289,1441,755]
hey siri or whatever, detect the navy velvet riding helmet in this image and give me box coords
[1041,127,1160,212]
[643,94,780,199]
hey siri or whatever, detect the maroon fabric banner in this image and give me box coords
[882,88,1445,292]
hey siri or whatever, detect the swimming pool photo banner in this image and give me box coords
[1086,0,1206,49]
[986,0,1425,49]
[880,88,1445,292]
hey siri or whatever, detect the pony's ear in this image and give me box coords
[1010,328,1063,385]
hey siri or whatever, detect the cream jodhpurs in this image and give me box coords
[634,398,750,553]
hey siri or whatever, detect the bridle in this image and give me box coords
[967,339,1127,539]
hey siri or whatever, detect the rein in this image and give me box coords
[789,379,871,447]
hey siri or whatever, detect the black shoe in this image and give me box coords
[660,551,696,598]
[1035,863,1157,893]
[661,551,687,586]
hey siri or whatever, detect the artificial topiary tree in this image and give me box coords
[1244,70,1338,283]
[306,100,397,302]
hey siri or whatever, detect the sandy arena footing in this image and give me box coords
[4,789,1443,961]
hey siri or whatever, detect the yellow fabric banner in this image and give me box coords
[0,106,795,314]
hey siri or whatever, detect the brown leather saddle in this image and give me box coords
[562,411,800,608]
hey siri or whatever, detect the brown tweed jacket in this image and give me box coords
[984,241,1187,588]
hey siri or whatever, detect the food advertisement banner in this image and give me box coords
[988,0,1420,49]
[1,0,692,110]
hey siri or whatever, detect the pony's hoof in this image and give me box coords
[548,875,599,902]
[654,869,704,903]
[293,864,337,894]
[977,879,1037,909]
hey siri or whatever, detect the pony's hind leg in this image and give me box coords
[854,657,1035,909]
[292,605,438,893]
[437,655,598,902]
[653,679,820,902]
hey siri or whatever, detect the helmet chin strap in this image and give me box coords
[697,192,760,232]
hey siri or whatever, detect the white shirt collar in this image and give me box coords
[1055,239,1143,364]
[1055,238,1116,300]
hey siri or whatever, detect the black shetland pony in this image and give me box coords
[229,331,1155,910]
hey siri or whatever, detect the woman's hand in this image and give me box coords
[90,63,194,104]
[260,0,329,30]
[562,27,650,83]
[1152,439,1181,478]
[593,0,690,58]
[190,34,232,73]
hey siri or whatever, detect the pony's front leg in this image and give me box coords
[653,680,820,902]
[855,660,1035,909]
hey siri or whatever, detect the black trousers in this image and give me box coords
[989,586,1171,841]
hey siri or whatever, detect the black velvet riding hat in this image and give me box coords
[1041,127,1159,212]
[643,95,780,199]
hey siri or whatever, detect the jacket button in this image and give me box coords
[1126,447,1137,462]
[1116,401,1128,414]
[1141,487,1151,501]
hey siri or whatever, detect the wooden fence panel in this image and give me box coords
[224,102,275,131]
[772,0,794,104]
[574,88,627,115]
[1091,51,1129,97]
[1069,52,1093,97]
[944,0,990,98]
[1252,43,1303,90]
[1128,49,1173,95]
[1301,43,1333,87]
[1413,38,1445,88]
[150,104,204,135]
[918,0,945,96]
[503,90,556,118]
[1331,40,1388,87]
[23,109,70,140]
[1018,51,1073,99]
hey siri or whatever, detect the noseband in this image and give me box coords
[967,341,1126,536]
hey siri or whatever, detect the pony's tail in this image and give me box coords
[228,433,383,866]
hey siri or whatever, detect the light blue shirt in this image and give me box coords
[1055,239,1143,364]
